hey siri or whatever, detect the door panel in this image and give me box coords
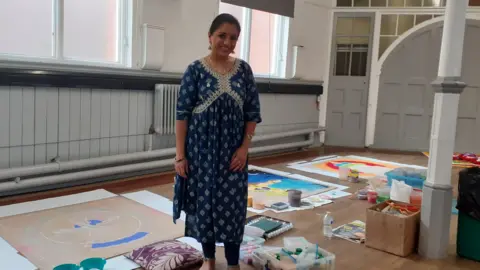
[326,13,374,147]
[374,20,480,152]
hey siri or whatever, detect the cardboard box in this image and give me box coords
[365,200,420,257]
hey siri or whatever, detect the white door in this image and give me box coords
[326,13,374,147]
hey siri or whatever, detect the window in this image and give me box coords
[219,3,290,78]
[0,0,130,67]
[336,0,447,7]
[333,17,371,77]
[378,14,440,57]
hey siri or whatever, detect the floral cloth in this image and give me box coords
[126,240,203,270]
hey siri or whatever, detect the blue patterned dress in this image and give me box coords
[172,58,262,245]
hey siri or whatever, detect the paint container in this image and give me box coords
[338,166,350,181]
[357,189,368,200]
[367,190,378,204]
[410,189,422,206]
[53,264,80,270]
[348,169,360,183]
[80,257,106,270]
[251,192,266,210]
[288,190,302,207]
[376,186,391,203]
[247,196,253,207]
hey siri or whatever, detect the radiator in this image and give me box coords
[154,84,181,135]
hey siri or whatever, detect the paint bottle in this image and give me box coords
[323,212,334,239]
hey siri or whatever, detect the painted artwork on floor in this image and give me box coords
[288,155,426,179]
[248,169,335,198]
[0,196,184,270]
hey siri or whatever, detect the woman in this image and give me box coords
[172,13,262,269]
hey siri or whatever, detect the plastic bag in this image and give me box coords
[457,167,480,221]
[390,180,412,203]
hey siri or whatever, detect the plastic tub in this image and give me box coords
[283,237,311,251]
[80,258,106,270]
[252,246,336,270]
[385,168,426,190]
[53,264,80,270]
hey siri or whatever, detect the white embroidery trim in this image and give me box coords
[193,58,243,114]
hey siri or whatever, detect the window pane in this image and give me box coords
[351,51,368,76]
[336,18,354,36]
[397,15,415,35]
[423,0,444,6]
[354,0,370,6]
[337,0,353,6]
[0,0,53,58]
[381,15,398,36]
[405,0,422,6]
[371,0,387,6]
[248,10,275,75]
[335,51,351,76]
[415,15,433,25]
[379,36,397,58]
[389,0,405,7]
[219,3,245,59]
[64,0,119,62]
[353,17,371,36]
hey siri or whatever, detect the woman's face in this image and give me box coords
[209,23,239,58]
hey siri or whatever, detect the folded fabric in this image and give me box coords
[126,239,203,270]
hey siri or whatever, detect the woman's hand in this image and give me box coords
[230,145,248,172]
[175,157,188,178]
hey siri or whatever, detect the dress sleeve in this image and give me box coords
[243,62,262,124]
[176,64,198,121]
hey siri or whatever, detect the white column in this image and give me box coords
[419,0,468,259]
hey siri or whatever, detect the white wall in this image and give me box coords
[135,0,333,80]
[285,0,333,81]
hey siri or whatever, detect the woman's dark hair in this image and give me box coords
[208,13,241,36]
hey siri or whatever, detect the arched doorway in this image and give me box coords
[374,19,480,152]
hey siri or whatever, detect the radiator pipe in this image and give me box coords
[0,131,318,193]
[0,128,323,182]
[0,148,176,181]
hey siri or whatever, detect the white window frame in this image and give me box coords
[0,0,131,68]
[235,7,290,78]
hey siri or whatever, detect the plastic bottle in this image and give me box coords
[323,211,334,239]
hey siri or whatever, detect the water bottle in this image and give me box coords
[323,211,334,239]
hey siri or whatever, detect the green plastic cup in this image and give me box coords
[53,264,80,270]
[80,257,107,270]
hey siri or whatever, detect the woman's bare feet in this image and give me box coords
[199,259,215,270]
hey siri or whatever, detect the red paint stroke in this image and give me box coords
[325,160,387,170]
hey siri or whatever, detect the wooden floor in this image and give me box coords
[1,146,479,269]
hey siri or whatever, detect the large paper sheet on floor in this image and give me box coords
[0,196,184,270]
[288,155,425,179]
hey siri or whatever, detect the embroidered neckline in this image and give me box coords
[199,57,240,79]
[193,57,244,115]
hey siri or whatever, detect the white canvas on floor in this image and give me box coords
[0,251,37,270]
[105,255,140,270]
[121,190,186,221]
[0,189,117,218]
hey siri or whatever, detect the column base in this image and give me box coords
[418,183,453,259]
